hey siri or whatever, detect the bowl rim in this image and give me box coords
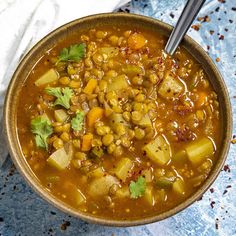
[3,12,233,227]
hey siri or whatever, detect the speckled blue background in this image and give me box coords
[0,0,236,235]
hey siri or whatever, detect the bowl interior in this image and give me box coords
[4,13,232,226]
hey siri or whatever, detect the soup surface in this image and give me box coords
[17,26,220,220]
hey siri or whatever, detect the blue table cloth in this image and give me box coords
[0,0,235,235]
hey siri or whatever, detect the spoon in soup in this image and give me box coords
[165,0,206,56]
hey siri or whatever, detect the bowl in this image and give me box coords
[3,13,232,226]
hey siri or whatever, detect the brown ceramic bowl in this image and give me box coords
[3,13,232,226]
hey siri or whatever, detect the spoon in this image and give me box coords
[165,0,206,56]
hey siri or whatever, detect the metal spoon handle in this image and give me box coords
[165,0,206,55]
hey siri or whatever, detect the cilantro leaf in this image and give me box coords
[71,110,85,131]
[45,87,73,109]
[129,176,146,199]
[58,43,86,62]
[31,117,53,150]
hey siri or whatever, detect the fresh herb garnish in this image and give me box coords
[31,117,53,150]
[129,176,146,199]
[57,43,86,63]
[45,87,73,109]
[71,110,85,131]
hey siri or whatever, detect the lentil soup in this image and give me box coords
[17,26,220,220]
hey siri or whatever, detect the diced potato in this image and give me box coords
[141,169,153,183]
[75,188,86,206]
[115,186,130,198]
[88,175,119,197]
[88,167,105,179]
[144,186,155,206]
[173,178,185,195]
[54,109,68,123]
[135,114,152,128]
[47,146,72,170]
[158,73,184,99]
[122,65,144,76]
[109,113,129,128]
[143,135,172,166]
[114,158,133,182]
[98,47,119,59]
[107,75,129,92]
[185,137,214,166]
[155,189,167,202]
[35,68,59,86]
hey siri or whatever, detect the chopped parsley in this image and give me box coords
[71,110,85,131]
[57,43,86,63]
[129,176,146,199]
[45,87,73,109]
[31,116,53,150]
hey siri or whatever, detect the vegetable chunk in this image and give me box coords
[158,73,184,99]
[83,79,98,94]
[144,186,155,206]
[115,186,130,198]
[107,75,129,92]
[81,133,93,151]
[134,114,152,128]
[75,188,86,206]
[87,107,104,127]
[185,137,214,166]
[88,175,119,196]
[35,69,59,87]
[47,146,72,170]
[114,158,133,182]
[143,135,171,166]
[98,47,119,58]
[54,109,68,123]
[173,178,185,195]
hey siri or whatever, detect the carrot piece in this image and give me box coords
[83,79,98,94]
[81,133,93,151]
[196,92,208,107]
[87,107,104,127]
[128,33,147,50]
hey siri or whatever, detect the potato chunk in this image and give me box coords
[143,135,171,166]
[54,109,68,123]
[185,137,214,166]
[88,175,119,197]
[114,158,133,182]
[107,75,129,92]
[35,69,59,86]
[158,73,184,99]
[47,146,71,170]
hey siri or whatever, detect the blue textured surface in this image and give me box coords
[0,0,236,235]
